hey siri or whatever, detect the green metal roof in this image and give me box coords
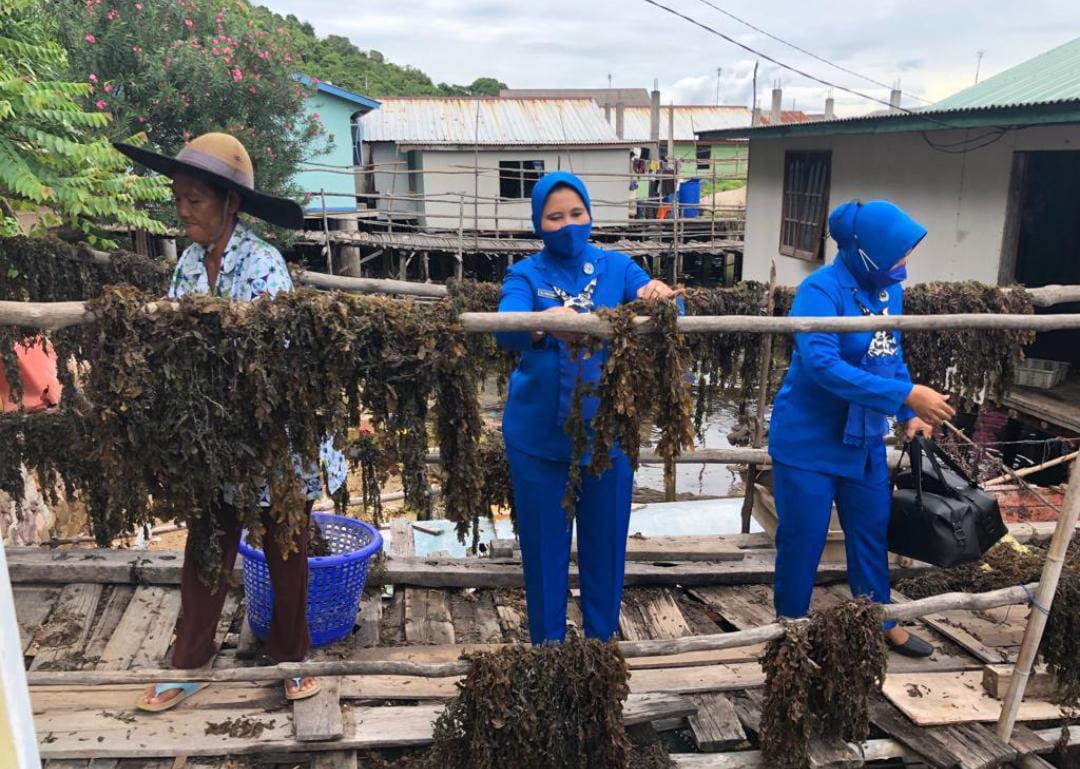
[932,36,1080,111]
[698,36,1080,141]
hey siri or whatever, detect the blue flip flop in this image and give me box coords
[285,676,321,701]
[136,682,207,712]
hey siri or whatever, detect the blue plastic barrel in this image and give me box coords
[678,178,702,218]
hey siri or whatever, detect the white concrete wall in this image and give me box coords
[741,124,1080,287]
[368,142,422,218]
[368,145,632,231]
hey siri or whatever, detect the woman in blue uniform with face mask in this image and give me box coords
[768,199,956,657]
[496,171,682,645]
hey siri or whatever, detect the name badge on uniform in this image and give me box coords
[537,289,557,299]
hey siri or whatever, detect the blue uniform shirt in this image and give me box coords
[768,259,917,479]
[497,243,652,463]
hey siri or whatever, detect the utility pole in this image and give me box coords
[750,61,759,126]
[608,72,613,89]
[974,50,986,84]
[715,67,722,105]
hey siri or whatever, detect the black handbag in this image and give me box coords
[888,435,1008,568]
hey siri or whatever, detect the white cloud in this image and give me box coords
[260,0,1079,117]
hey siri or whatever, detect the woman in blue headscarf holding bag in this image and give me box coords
[496,171,682,645]
[768,199,955,657]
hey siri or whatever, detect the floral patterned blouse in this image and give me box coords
[169,222,347,506]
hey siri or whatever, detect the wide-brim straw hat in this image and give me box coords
[113,132,305,230]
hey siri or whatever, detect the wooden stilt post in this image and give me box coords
[456,193,465,281]
[996,456,1080,741]
[740,261,777,534]
[320,189,334,276]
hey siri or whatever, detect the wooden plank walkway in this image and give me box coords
[10,528,1070,765]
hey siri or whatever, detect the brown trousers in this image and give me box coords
[172,501,313,668]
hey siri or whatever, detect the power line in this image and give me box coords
[691,0,933,104]
[642,0,1012,153]
[643,0,906,113]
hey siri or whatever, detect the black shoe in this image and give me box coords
[886,631,935,658]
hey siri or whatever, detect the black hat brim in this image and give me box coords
[113,142,305,230]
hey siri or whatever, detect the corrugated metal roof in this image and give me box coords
[500,88,652,108]
[697,37,1080,141]
[360,98,626,145]
[931,36,1080,111]
[620,106,751,141]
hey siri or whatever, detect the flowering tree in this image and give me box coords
[0,0,168,243]
[53,0,329,199]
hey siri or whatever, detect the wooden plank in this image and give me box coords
[131,588,182,669]
[13,585,60,654]
[353,592,383,649]
[688,693,747,752]
[895,590,1028,664]
[882,671,1065,726]
[8,547,931,588]
[30,583,102,671]
[403,588,455,646]
[926,722,1017,769]
[620,588,694,641]
[1009,724,1056,756]
[31,682,279,714]
[389,517,415,559]
[982,664,1057,699]
[621,534,745,561]
[96,586,170,671]
[448,589,501,645]
[35,693,695,758]
[868,695,961,769]
[82,586,135,666]
[689,586,775,629]
[294,677,343,742]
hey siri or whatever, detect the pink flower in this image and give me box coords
[85,33,96,44]
[95,99,107,110]
[311,76,320,84]
[183,18,193,27]
[134,3,142,9]
[231,68,242,82]
[223,46,232,55]
[88,73,98,83]
[212,48,220,56]
[106,7,118,20]
[249,86,257,94]
[132,44,141,53]
[103,83,113,93]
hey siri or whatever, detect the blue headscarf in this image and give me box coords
[829,200,927,290]
[530,171,592,233]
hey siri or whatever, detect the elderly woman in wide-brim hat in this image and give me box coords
[113,133,347,711]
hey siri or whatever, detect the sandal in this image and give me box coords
[136,682,208,712]
[886,631,935,658]
[285,676,321,701]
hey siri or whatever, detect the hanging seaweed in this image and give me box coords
[426,633,633,769]
[477,428,514,525]
[1042,571,1080,710]
[0,236,171,401]
[346,435,389,524]
[761,599,887,768]
[761,619,815,769]
[902,282,1035,406]
[446,278,516,392]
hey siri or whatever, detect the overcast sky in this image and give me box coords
[261,0,1078,116]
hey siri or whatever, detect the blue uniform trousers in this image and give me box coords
[772,444,896,629]
[506,445,633,644]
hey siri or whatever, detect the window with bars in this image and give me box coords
[779,151,832,261]
[499,160,545,199]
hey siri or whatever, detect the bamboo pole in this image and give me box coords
[996,458,1080,741]
[740,261,777,533]
[296,270,447,298]
[984,450,1078,487]
[320,189,334,276]
[4,301,1080,336]
[23,583,1039,687]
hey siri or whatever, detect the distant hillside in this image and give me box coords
[253,4,506,97]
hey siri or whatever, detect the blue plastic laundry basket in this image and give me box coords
[239,513,383,646]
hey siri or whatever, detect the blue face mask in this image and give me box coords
[541,222,592,261]
[867,264,907,288]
